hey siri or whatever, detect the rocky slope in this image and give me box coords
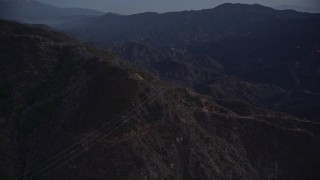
[107,42,320,122]
[1,19,320,180]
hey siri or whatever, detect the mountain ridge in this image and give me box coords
[0,0,104,26]
[63,3,320,94]
[107,42,320,122]
[65,3,320,46]
[1,19,320,179]
[1,2,320,179]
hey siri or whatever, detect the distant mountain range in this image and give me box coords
[1,0,319,125]
[65,3,319,44]
[274,4,320,13]
[63,3,320,93]
[0,0,104,26]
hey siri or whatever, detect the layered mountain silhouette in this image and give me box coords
[65,3,319,45]
[274,5,320,13]
[64,3,320,93]
[0,0,104,26]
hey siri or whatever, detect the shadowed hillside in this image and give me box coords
[1,19,320,179]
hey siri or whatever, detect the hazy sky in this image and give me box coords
[39,0,320,14]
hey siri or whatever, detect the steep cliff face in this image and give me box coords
[1,19,320,180]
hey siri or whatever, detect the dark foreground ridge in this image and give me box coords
[1,19,320,179]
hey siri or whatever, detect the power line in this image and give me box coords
[18,68,199,179]
[38,90,169,179]
[31,83,182,179]
[19,81,183,179]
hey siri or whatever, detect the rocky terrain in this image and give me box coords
[1,19,320,180]
[103,42,320,122]
[64,3,320,93]
[52,3,320,123]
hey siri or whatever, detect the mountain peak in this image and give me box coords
[102,12,122,18]
[214,3,274,11]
